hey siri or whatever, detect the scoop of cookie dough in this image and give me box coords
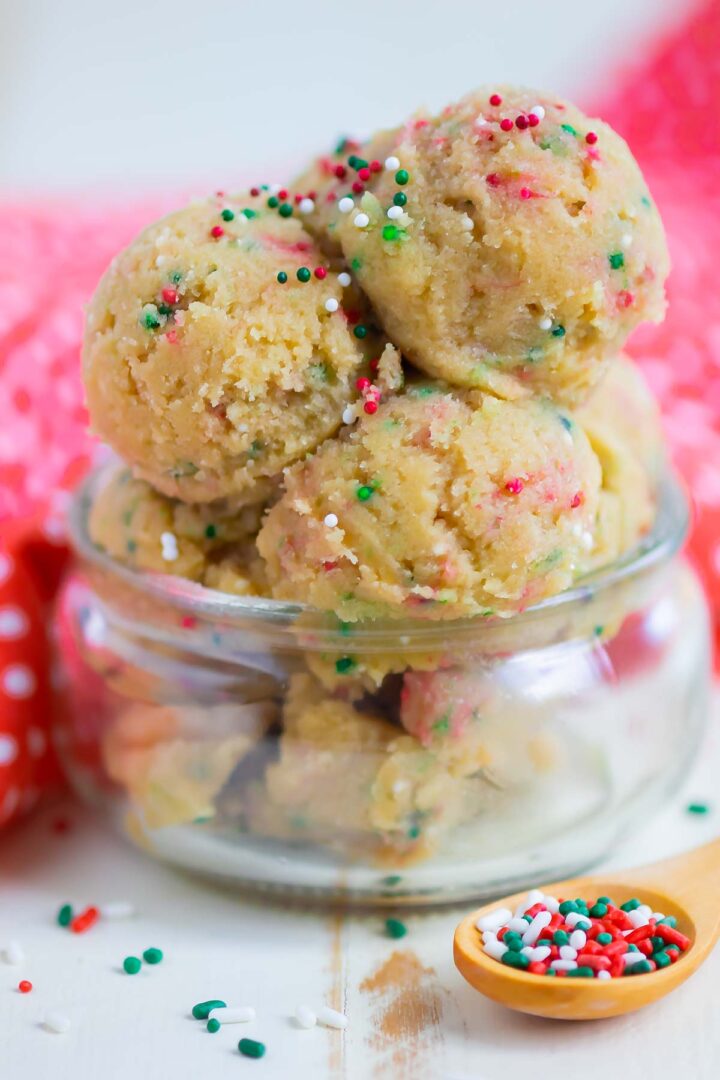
[258,384,601,621]
[330,86,668,403]
[89,466,269,596]
[83,194,378,503]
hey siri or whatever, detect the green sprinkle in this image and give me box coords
[351,257,362,271]
[536,938,553,948]
[641,195,652,208]
[385,918,407,939]
[597,896,613,905]
[589,903,608,918]
[337,139,350,155]
[395,169,409,185]
[57,903,73,927]
[382,224,400,242]
[628,943,640,953]
[657,916,677,928]
[596,933,613,946]
[553,930,569,946]
[544,969,557,977]
[205,524,217,539]
[626,959,653,975]
[654,950,672,969]
[278,203,293,218]
[594,625,605,636]
[407,824,421,839]
[335,656,356,674]
[558,901,578,916]
[382,875,402,887]
[522,914,533,924]
[621,898,641,912]
[276,271,288,283]
[433,717,450,734]
[239,1038,266,1059]
[501,951,529,969]
[504,934,524,952]
[267,196,279,208]
[192,999,227,1020]
[561,123,578,136]
[207,1018,221,1033]
[126,539,137,553]
[575,920,591,932]
[650,935,665,952]
[123,956,142,975]
[169,270,183,284]
[551,324,566,337]
[356,484,374,501]
[353,325,368,338]
[242,208,258,219]
[140,305,161,330]
[393,192,407,206]
[687,802,710,814]
[296,266,311,282]
[609,252,625,270]
[221,209,235,221]
[143,947,163,965]
[157,303,173,316]
[353,158,368,171]
[567,967,595,978]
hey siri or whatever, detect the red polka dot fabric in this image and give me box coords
[2,3,720,827]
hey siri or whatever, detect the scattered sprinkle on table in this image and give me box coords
[295,1005,317,1029]
[477,889,690,977]
[18,980,32,993]
[385,917,408,939]
[238,1038,266,1059]
[57,903,73,927]
[687,802,710,815]
[43,1012,71,1034]
[100,900,136,919]
[317,1005,348,1029]
[206,1018,220,1034]
[192,999,227,1020]
[208,1005,255,1024]
[123,956,142,975]
[142,947,163,965]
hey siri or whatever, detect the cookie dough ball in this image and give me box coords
[83,195,379,503]
[89,467,269,596]
[331,86,668,403]
[577,355,664,567]
[258,385,601,621]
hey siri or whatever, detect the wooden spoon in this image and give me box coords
[454,838,720,1020]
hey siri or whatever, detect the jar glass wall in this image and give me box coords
[55,465,711,904]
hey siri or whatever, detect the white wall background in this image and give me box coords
[0,0,691,192]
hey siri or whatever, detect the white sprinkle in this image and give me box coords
[636,905,653,919]
[353,213,369,229]
[476,907,512,933]
[160,532,179,562]
[481,930,497,943]
[531,946,552,962]
[342,405,356,425]
[317,1005,347,1030]
[338,272,351,288]
[597,969,612,980]
[569,929,587,951]
[543,896,560,914]
[385,156,400,171]
[506,917,531,934]
[522,910,552,946]
[559,945,578,961]
[525,890,545,907]
[387,205,404,220]
[99,900,135,920]
[474,115,489,128]
[325,298,339,313]
[84,609,106,647]
[295,1005,317,1029]
[621,232,633,249]
[208,1005,255,1024]
[269,183,282,195]
[323,513,339,529]
[338,197,354,214]
[1,665,35,699]
[564,912,589,929]
[529,105,546,120]
[622,951,647,967]
[538,316,553,331]
[482,938,508,961]
[551,960,578,972]
[651,912,666,922]
[460,214,474,231]
[299,198,315,214]
[628,909,651,929]
[1,940,23,965]
[43,1012,71,1034]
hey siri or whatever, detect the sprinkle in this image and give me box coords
[620,233,633,249]
[609,252,625,270]
[489,93,502,106]
[295,1005,317,1029]
[505,478,524,495]
[277,271,288,284]
[313,267,327,281]
[515,115,529,130]
[369,160,382,173]
[354,213,370,228]
[500,118,514,132]
[296,267,312,282]
[395,169,409,185]
[323,514,339,528]
[210,1006,256,1024]
[250,187,260,196]
[161,286,178,304]
[70,906,100,934]
[358,167,371,181]
[278,203,293,218]
[18,980,32,993]
[687,802,710,814]
[461,215,474,231]
[384,155,400,170]
[57,903,73,927]
[220,208,235,221]
[317,1006,348,1030]
[393,193,408,208]
[334,164,347,179]
[529,105,545,120]
[385,918,407,939]
[586,131,598,144]
[538,316,552,330]
[364,400,378,414]
[335,657,355,674]
[207,1019,221,1033]
[299,198,315,214]
[354,325,368,338]
[356,485,374,501]
[382,224,401,241]
[338,272,351,287]
[325,298,339,312]
[519,187,532,199]
[192,1000,227,1020]
[210,225,224,239]
[527,113,540,127]
[123,956,142,975]
[387,206,404,220]
[43,1012,71,1034]
[99,900,135,920]
[338,197,354,214]
[160,532,179,562]
[143,947,163,965]
[239,1038,266,1059]
[342,405,355,424]
[551,325,566,337]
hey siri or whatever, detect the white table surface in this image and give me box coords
[2,692,719,1080]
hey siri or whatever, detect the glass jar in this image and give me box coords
[55,464,711,905]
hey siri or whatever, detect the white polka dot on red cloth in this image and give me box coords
[0,786,20,822]
[0,734,19,766]
[26,727,46,758]
[1,664,36,699]
[0,606,28,639]
[0,553,12,586]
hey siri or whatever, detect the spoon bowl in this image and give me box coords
[454,839,720,1020]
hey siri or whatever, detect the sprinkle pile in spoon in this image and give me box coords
[477,890,690,978]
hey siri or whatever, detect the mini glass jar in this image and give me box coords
[55,464,710,905]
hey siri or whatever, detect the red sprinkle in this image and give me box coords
[323,561,338,572]
[250,187,260,196]
[164,330,178,345]
[210,225,224,239]
[334,165,347,179]
[71,906,100,934]
[528,113,540,127]
[314,267,327,280]
[369,160,382,173]
[278,189,288,200]
[352,181,364,194]
[586,132,598,144]
[358,167,371,181]
[656,925,691,950]
[161,287,178,305]
[515,115,529,130]
[500,118,514,132]
[364,400,379,415]
[18,980,32,993]
[181,616,197,629]
[505,478,524,495]
[486,173,501,187]
[519,187,532,199]
[489,93,503,106]
[570,491,585,509]
[356,377,371,391]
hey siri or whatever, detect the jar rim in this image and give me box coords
[68,459,689,643]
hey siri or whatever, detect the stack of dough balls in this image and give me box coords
[82,85,669,856]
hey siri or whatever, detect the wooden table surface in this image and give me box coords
[2,694,719,1080]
